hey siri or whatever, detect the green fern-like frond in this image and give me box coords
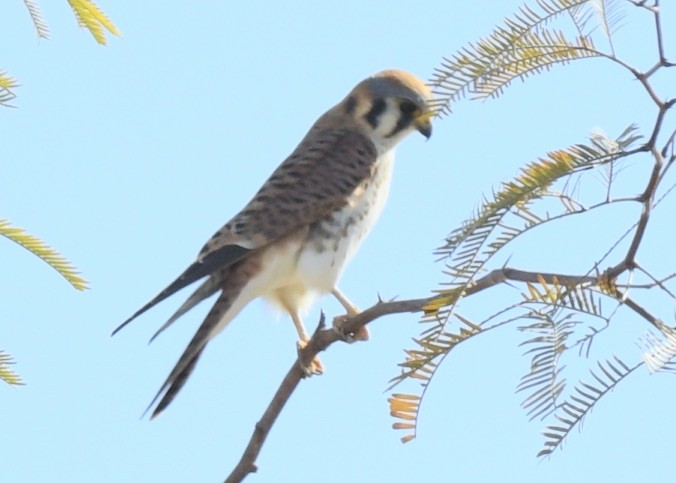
[640,327,676,374]
[391,126,640,445]
[474,30,598,100]
[567,2,596,36]
[538,356,639,457]
[67,0,120,45]
[524,276,572,305]
[517,311,573,420]
[392,314,483,386]
[0,71,19,91]
[23,0,50,39]
[0,351,24,386]
[0,219,88,291]
[521,275,616,357]
[388,315,483,443]
[0,70,19,107]
[591,0,626,40]
[567,0,626,39]
[562,284,603,314]
[524,277,603,317]
[429,0,599,115]
[596,123,642,152]
[436,128,636,306]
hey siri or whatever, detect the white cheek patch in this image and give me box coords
[373,99,400,138]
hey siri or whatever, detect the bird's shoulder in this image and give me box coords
[198,108,379,260]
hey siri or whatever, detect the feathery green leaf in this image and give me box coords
[0,219,88,291]
[517,311,573,420]
[23,0,50,39]
[0,70,19,107]
[538,356,639,457]
[429,0,600,115]
[67,0,121,45]
[0,351,24,386]
[640,327,676,374]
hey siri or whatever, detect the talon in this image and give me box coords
[333,315,369,343]
[296,340,324,375]
[332,315,354,343]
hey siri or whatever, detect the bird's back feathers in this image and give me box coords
[116,69,434,417]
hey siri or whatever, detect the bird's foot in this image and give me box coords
[296,340,324,376]
[333,314,370,344]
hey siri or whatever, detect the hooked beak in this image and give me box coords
[414,111,433,139]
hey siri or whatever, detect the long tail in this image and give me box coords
[145,261,255,418]
[113,244,250,336]
[148,345,204,418]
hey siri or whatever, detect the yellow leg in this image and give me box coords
[290,308,310,342]
[277,290,323,375]
[331,287,360,316]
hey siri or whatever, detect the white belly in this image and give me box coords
[207,150,395,338]
[264,148,395,313]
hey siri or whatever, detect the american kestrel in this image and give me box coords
[114,69,433,417]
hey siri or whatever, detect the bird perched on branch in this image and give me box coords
[114,69,433,418]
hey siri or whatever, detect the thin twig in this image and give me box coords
[634,264,676,298]
[616,289,665,329]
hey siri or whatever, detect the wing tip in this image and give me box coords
[114,245,250,336]
[111,317,134,337]
[150,403,165,420]
[112,303,151,336]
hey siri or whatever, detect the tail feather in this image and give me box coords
[148,276,220,344]
[148,347,204,419]
[144,293,229,418]
[145,262,254,417]
[113,244,250,336]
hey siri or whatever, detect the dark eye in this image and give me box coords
[399,101,418,115]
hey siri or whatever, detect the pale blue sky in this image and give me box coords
[2,1,675,482]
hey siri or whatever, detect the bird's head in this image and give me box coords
[342,69,434,151]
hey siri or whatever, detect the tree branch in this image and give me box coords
[226,4,676,479]
[606,146,664,280]
[224,267,599,482]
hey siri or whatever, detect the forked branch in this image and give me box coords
[227,0,675,478]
